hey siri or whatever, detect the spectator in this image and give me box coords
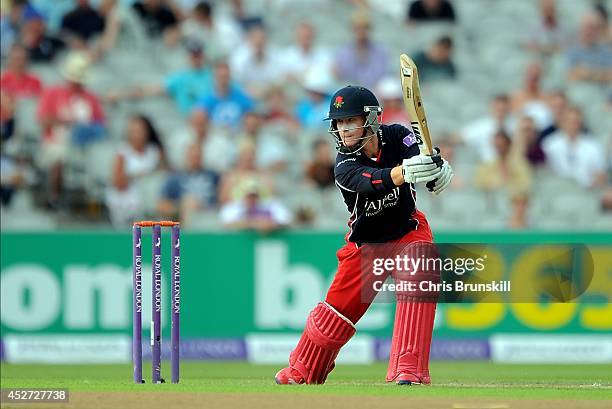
[0,0,42,57]
[475,130,532,229]
[1,92,16,143]
[542,106,606,188]
[593,2,611,44]
[107,39,213,115]
[566,12,612,84]
[60,0,105,46]
[218,139,273,204]
[461,94,516,163]
[19,16,65,62]
[304,139,334,190]
[333,11,389,89]
[406,0,456,24]
[169,108,235,173]
[514,115,546,167]
[525,0,568,56]
[282,21,333,86]
[295,68,334,131]
[158,142,219,225]
[220,177,291,233]
[0,143,26,207]
[510,62,552,130]
[106,115,165,226]
[376,77,409,127]
[237,111,289,173]
[132,0,179,44]
[230,23,287,98]
[411,35,457,83]
[37,52,106,208]
[436,136,464,189]
[197,60,254,129]
[262,85,300,131]
[0,43,42,99]
[181,1,242,59]
[540,89,573,139]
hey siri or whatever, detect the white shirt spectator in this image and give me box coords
[282,45,333,85]
[462,116,516,162]
[168,126,236,173]
[542,132,605,187]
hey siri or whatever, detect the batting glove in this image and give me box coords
[402,153,443,184]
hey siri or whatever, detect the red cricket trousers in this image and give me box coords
[325,210,434,324]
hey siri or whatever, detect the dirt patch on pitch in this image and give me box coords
[4,392,610,409]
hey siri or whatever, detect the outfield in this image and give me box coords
[1,362,611,409]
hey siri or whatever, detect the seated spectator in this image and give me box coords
[169,108,235,173]
[0,43,43,99]
[0,143,26,207]
[304,139,334,190]
[60,0,105,47]
[461,94,516,163]
[542,106,606,188]
[514,115,546,167]
[19,16,65,62]
[197,60,254,129]
[230,23,287,98]
[334,11,389,89]
[237,111,289,173]
[0,0,42,58]
[107,39,213,115]
[376,77,409,127]
[220,177,291,233]
[132,0,179,44]
[106,115,165,226]
[262,85,300,132]
[410,35,457,83]
[525,0,569,56]
[282,21,333,86]
[0,92,16,142]
[475,130,532,229]
[566,12,612,84]
[539,89,572,139]
[218,139,273,204]
[436,136,464,189]
[406,0,456,24]
[295,68,334,131]
[37,52,106,208]
[181,1,242,59]
[158,142,219,225]
[593,2,611,44]
[510,62,552,130]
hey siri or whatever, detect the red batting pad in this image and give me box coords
[288,302,356,384]
[386,301,437,384]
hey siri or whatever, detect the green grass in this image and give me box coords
[1,362,611,400]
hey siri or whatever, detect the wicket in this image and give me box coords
[132,221,181,384]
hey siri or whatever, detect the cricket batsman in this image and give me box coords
[275,84,454,385]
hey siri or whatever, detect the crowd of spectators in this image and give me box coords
[1,0,610,231]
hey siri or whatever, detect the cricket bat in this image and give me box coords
[399,54,434,155]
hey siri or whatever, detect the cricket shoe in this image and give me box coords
[395,372,430,385]
[275,367,305,385]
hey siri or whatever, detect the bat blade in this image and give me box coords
[400,54,433,155]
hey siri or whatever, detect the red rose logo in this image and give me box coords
[334,96,344,109]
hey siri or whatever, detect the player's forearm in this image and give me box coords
[391,166,405,186]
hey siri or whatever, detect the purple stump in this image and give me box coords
[132,225,143,383]
[171,224,180,383]
[151,224,163,383]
